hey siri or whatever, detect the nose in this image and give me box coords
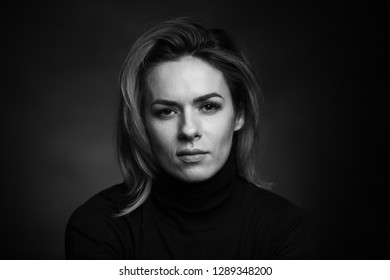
[178,110,201,141]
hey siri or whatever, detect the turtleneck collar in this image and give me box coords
[151,152,236,214]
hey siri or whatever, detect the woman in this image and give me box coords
[65,18,317,259]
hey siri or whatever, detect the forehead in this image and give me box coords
[145,56,231,102]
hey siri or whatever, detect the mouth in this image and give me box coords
[177,149,208,163]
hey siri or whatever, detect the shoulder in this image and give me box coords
[65,183,139,259]
[67,183,129,230]
[236,177,318,259]
[71,183,128,218]
[236,176,305,217]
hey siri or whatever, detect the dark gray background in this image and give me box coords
[2,0,384,259]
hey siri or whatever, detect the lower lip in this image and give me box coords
[178,153,207,163]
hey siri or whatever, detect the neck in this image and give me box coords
[151,152,236,214]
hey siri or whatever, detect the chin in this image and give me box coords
[175,168,215,183]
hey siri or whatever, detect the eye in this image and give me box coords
[200,102,221,113]
[157,108,177,118]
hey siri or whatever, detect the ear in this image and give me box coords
[234,111,245,132]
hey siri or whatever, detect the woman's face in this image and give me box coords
[143,56,244,182]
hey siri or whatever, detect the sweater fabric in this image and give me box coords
[65,154,317,259]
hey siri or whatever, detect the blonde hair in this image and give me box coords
[116,18,265,216]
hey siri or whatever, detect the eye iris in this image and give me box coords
[203,103,219,112]
[205,104,214,110]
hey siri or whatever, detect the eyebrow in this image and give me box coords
[151,93,224,106]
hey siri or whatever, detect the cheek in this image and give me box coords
[206,114,236,147]
[146,120,176,154]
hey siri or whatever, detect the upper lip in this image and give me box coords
[177,149,208,156]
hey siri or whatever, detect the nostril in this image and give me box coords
[178,131,201,141]
[178,126,201,141]
[178,125,201,140]
[178,113,201,141]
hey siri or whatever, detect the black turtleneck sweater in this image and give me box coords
[65,155,317,259]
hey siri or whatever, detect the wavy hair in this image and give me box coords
[117,18,265,216]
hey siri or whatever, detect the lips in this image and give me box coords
[177,149,207,156]
[177,149,208,163]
